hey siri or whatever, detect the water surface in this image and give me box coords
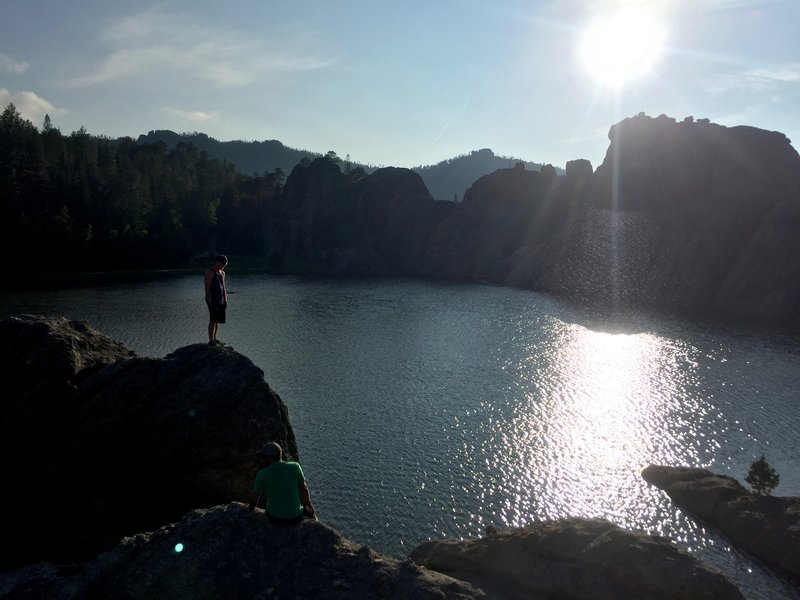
[3,274,799,598]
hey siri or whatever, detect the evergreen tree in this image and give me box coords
[745,455,779,495]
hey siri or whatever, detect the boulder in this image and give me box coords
[0,503,485,600]
[0,316,297,572]
[642,465,800,580]
[410,517,743,599]
[0,314,134,406]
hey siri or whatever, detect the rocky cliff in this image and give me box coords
[0,315,296,571]
[263,114,800,321]
[642,465,800,581]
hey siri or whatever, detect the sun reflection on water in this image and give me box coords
[478,319,712,534]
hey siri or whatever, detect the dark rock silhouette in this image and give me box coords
[264,158,452,275]
[642,465,800,581]
[410,517,744,599]
[0,315,296,572]
[0,503,485,600]
[263,114,800,322]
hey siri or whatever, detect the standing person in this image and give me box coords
[249,442,317,524]
[204,254,228,346]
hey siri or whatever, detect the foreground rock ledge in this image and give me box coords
[642,465,800,581]
[0,507,746,600]
[0,503,484,600]
[411,517,743,600]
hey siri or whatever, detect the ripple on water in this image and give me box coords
[2,275,800,598]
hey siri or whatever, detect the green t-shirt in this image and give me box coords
[252,461,306,520]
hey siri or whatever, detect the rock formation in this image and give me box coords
[0,315,296,572]
[410,517,744,599]
[0,503,485,600]
[642,465,800,581]
[264,159,452,275]
[262,114,800,322]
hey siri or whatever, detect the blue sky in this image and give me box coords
[1,0,798,169]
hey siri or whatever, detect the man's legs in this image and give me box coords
[208,320,218,342]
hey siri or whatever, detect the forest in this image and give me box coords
[0,103,285,272]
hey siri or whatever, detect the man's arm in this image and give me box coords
[249,492,261,511]
[204,269,212,304]
[299,481,317,520]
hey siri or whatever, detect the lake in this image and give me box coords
[3,274,799,598]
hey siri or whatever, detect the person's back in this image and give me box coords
[255,460,304,520]
[249,442,317,524]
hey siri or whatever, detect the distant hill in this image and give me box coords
[136,130,322,176]
[412,149,562,201]
[136,131,557,201]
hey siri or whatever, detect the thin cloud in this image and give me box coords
[704,63,800,93]
[65,8,334,88]
[0,88,68,122]
[0,52,29,74]
[555,126,609,146]
[160,107,217,124]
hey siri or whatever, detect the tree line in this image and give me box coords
[0,103,285,271]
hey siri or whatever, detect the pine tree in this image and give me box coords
[745,455,779,495]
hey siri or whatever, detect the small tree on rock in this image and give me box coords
[745,455,779,495]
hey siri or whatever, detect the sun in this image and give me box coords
[578,7,667,88]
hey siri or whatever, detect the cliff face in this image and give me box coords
[0,315,297,571]
[264,159,452,275]
[264,115,800,321]
[584,115,800,317]
[642,465,800,581]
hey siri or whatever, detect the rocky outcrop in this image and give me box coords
[410,517,743,600]
[0,503,485,600]
[264,158,452,275]
[0,315,296,572]
[583,114,800,318]
[642,465,800,580]
[263,115,800,322]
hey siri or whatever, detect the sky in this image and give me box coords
[1,0,799,170]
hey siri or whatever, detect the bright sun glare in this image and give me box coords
[579,7,667,88]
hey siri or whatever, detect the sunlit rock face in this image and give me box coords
[0,503,485,600]
[410,517,744,599]
[0,316,296,572]
[643,465,800,581]
[586,114,800,318]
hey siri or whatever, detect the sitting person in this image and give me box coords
[249,442,317,524]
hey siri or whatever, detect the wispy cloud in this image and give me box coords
[555,126,609,146]
[0,88,68,122]
[65,8,334,88]
[0,52,29,74]
[160,107,217,124]
[704,63,800,93]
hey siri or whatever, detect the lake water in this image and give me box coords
[3,274,800,598]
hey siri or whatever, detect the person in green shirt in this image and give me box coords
[249,442,317,524]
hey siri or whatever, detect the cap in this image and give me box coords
[256,442,282,458]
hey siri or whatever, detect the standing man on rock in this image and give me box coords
[204,254,228,346]
[249,442,317,524]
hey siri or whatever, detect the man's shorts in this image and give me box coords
[207,303,227,324]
